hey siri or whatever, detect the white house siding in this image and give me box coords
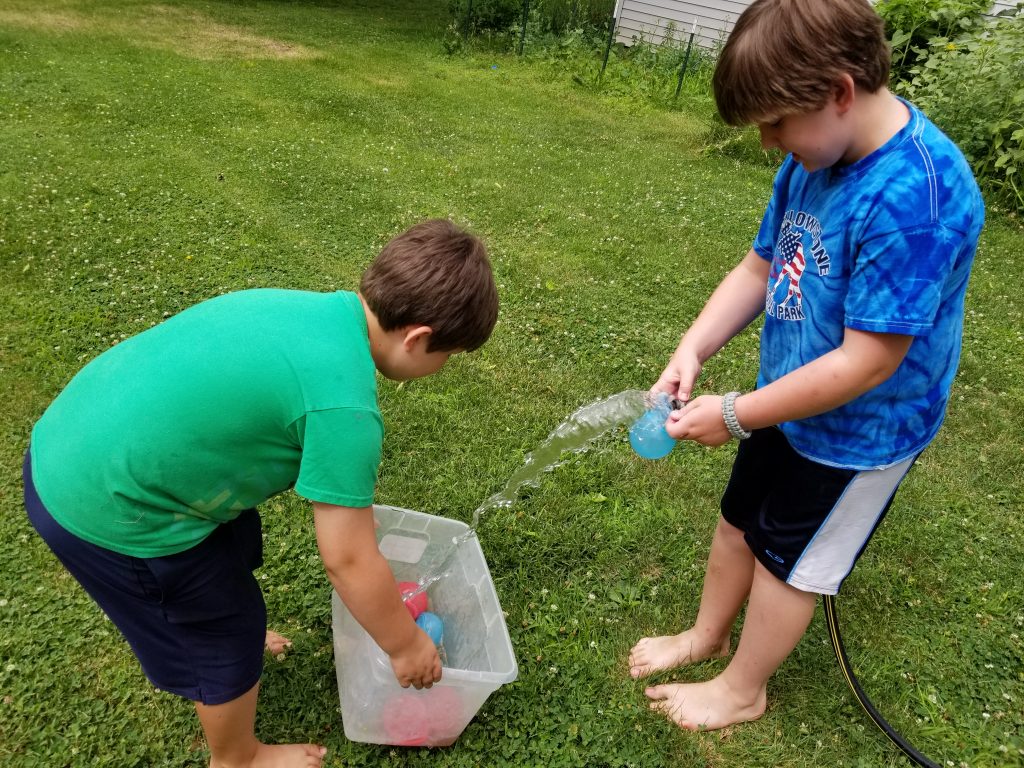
[988,1,1021,17]
[616,0,1022,49]
[615,0,749,49]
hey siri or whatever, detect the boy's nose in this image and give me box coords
[758,125,777,150]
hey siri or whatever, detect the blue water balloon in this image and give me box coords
[415,611,444,647]
[628,393,676,460]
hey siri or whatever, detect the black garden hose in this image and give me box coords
[823,594,941,768]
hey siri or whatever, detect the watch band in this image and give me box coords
[722,391,751,440]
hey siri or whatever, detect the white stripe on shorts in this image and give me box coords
[787,454,917,595]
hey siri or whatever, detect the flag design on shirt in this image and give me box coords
[774,227,806,305]
[766,223,808,321]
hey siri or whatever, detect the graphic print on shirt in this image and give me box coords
[765,211,831,322]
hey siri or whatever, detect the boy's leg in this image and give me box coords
[629,428,782,679]
[645,560,816,730]
[195,683,326,768]
[629,516,753,678]
[641,433,915,731]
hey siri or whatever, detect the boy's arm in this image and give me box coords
[312,501,441,689]
[653,249,770,402]
[667,328,913,445]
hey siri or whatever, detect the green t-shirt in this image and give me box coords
[30,289,383,557]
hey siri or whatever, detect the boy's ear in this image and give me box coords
[401,325,433,351]
[833,73,856,113]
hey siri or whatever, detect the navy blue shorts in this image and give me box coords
[24,451,267,705]
[720,427,917,595]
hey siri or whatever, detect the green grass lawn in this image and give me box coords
[1,1,1022,766]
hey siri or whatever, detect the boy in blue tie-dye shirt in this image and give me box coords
[627,0,984,732]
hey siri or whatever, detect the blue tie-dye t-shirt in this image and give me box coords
[752,100,984,470]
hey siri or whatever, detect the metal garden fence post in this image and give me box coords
[674,18,698,100]
[518,0,531,55]
[600,0,624,81]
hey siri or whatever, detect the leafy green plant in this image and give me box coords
[449,0,522,34]
[533,0,614,34]
[876,0,990,81]
[892,9,1024,214]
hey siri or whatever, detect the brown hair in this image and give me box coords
[360,219,498,352]
[713,0,891,126]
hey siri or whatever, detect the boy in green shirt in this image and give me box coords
[25,219,498,768]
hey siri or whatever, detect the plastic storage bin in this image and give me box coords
[331,505,518,747]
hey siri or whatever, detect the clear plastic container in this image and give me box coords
[331,505,518,747]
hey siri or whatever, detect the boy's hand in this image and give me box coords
[666,395,731,446]
[389,630,442,689]
[652,345,702,404]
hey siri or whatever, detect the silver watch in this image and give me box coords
[722,391,751,440]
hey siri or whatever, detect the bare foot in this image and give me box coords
[628,629,730,679]
[264,630,292,656]
[645,677,766,731]
[211,741,326,768]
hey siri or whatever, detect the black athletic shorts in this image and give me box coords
[721,427,918,595]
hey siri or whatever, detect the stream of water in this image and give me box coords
[405,388,655,597]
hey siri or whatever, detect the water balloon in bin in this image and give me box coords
[381,686,464,747]
[382,694,431,746]
[628,392,678,459]
[397,581,428,620]
[416,611,444,646]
